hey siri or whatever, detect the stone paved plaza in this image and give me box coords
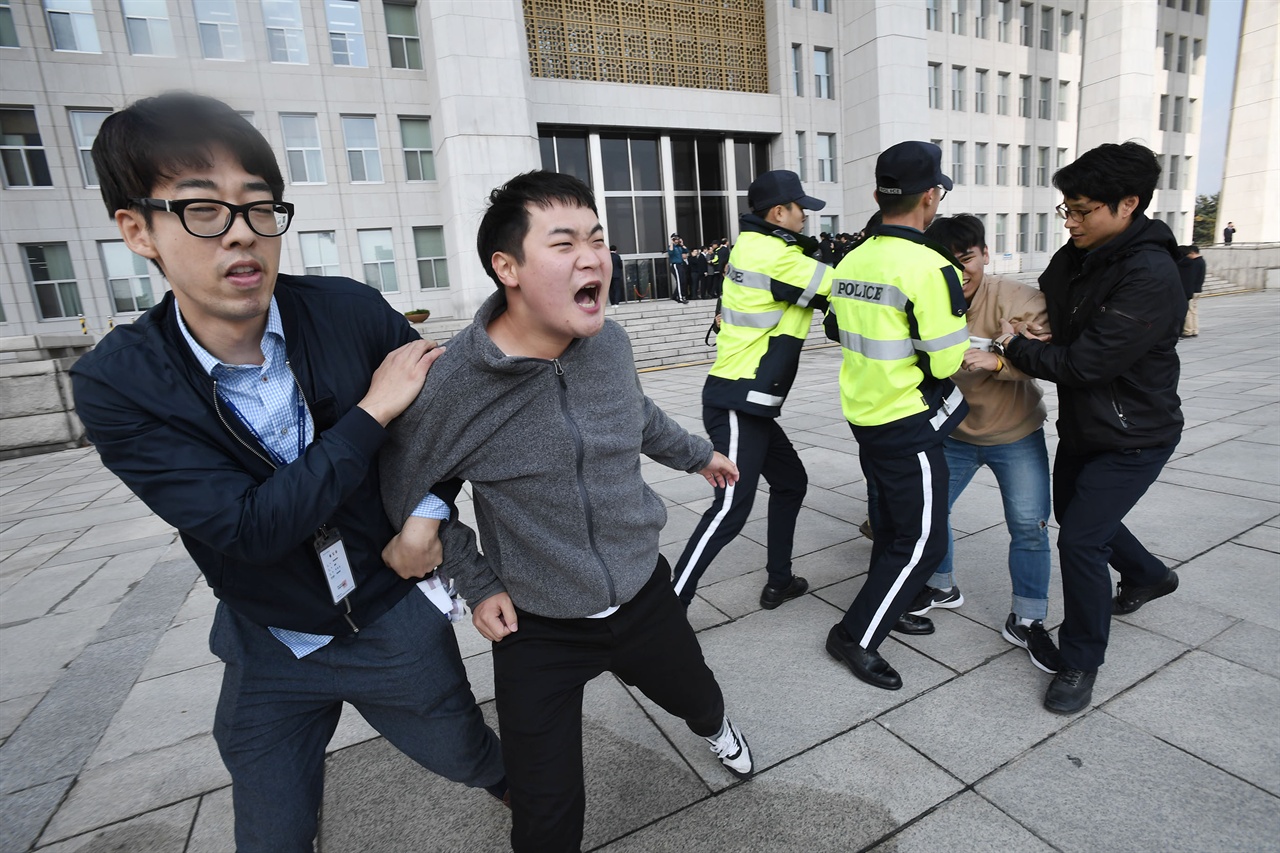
[1,290,1277,852]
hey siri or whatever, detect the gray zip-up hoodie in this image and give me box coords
[381,291,714,619]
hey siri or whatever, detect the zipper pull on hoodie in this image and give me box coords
[552,358,565,377]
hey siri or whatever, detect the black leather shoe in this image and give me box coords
[1114,570,1179,615]
[825,625,902,690]
[892,613,935,635]
[760,576,809,610]
[1044,668,1097,714]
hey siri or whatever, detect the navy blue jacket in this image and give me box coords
[71,275,424,635]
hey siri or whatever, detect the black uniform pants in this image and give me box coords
[840,443,950,651]
[672,406,807,604]
[492,557,725,853]
[1053,443,1176,671]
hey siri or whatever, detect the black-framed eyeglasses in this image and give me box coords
[131,198,295,238]
[1055,202,1106,223]
[935,185,948,201]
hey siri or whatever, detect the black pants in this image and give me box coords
[840,443,950,651]
[492,557,725,853]
[1054,443,1176,671]
[670,263,688,300]
[672,407,807,604]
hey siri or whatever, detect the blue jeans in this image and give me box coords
[931,428,1051,620]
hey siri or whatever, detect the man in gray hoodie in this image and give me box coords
[380,171,752,853]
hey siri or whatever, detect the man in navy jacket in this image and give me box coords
[70,93,504,852]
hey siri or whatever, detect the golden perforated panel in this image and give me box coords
[523,0,768,93]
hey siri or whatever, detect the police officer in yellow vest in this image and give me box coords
[672,171,834,609]
[823,142,971,690]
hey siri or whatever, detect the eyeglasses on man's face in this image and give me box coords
[132,198,295,238]
[1055,202,1106,223]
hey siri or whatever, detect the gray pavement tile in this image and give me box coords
[55,548,170,616]
[93,559,199,644]
[462,645,495,704]
[0,777,74,853]
[598,721,964,853]
[1156,466,1280,505]
[0,557,106,625]
[627,597,956,789]
[802,484,864,528]
[740,506,860,560]
[1239,423,1280,445]
[0,604,116,702]
[1234,523,1280,553]
[946,480,1011,537]
[327,703,380,753]
[1167,440,1280,486]
[185,788,234,853]
[655,504,705,550]
[86,663,221,769]
[39,534,179,570]
[681,534,769,590]
[1175,542,1280,631]
[0,692,43,742]
[975,712,1280,853]
[453,615,492,660]
[1170,420,1266,456]
[1106,651,1280,795]
[1089,621,1189,705]
[171,581,217,626]
[138,613,218,682]
[867,791,1056,853]
[40,734,229,845]
[648,471,720,506]
[23,496,92,515]
[1112,591,1237,648]
[686,595,730,631]
[795,445,864,490]
[63,517,176,553]
[0,539,73,579]
[891,610,1022,674]
[33,799,197,853]
[1113,480,1278,563]
[1202,620,1280,680]
[1222,401,1280,427]
[788,538,869,591]
[3,503,158,541]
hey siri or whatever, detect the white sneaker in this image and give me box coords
[705,716,753,780]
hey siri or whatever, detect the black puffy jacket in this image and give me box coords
[1005,215,1185,454]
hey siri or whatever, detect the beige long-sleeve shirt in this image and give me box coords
[950,273,1048,446]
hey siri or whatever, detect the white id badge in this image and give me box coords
[418,574,455,615]
[314,528,357,604]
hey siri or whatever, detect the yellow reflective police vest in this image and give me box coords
[703,221,834,418]
[827,225,969,450]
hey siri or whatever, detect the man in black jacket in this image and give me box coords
[995,142,1184,714]
[70,93,504,852]
[1178,245,1206,338]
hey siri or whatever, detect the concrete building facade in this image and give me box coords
[1218,0,1279,245]
[1,0,1210,337]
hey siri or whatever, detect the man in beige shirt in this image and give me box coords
[898,214,1062,675]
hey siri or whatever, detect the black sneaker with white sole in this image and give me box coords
[1002,613,1064,674]
[907,584,964,616]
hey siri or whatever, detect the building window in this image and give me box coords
[998,0,1011,42]
[299,231,340,276]
[1018,75,1031,118]
[1058,80,1069,119]
[975,142,988,185]
[926,0,941,31]
[359,229,398,292]
[0,1,18,47]
[414,226,449,289]
[1173,96,1183,132]
[997,71,1010,115]
[952,0,966,35]
[1187,99,1197,132]
[100,241,157,313]
[796,130,806,181]
[995,213,1007,252]
[1192,38,1203,66]
[44,0,102,52]
[1060,10,1073,51]
[1017,145,1030,186]
[400,117,434,181]
[952,141,965,185]
[996,143,1008,185]
[814,48,833,99]
[1016,213,1029,253]
[385,2,422,70]
[1057,147,1068,168]
[539,129,591,184]
[948,66,964,111]
[122,0,175,56]
[606,134,670,280]
[262,0,306,63]
[975,0,989,38]
[1039,5,1053,50]
[1038,77,1051,119]
[791,44,803,96]
[928,63,942,110]
[1159,95,1169,131]
[817,133,836,182]
[812,0,831,12]
[1196,0,1204,13]
[1036,146,1049,186]
[281,114,325,184]
[0,108,53,188]
[1035,213,1048,252]
[974,69,988,113]
[1169,155,1180,190]
[25,243,83,319]
[195,0,244,60]
[342,116,382,183]
[1177,36,1187,73]
[1019,2,1032,47]
[69,109,109,187]
[1162,33,1173,71]
[326,0,367,66]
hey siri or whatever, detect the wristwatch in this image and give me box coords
[992,333,1016,357]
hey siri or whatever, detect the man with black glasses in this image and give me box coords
[71,93,505,852]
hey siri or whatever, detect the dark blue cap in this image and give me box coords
[876,141,953,196]
[747,170,826,213]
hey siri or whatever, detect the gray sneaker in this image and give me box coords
[1002,613,1064,674]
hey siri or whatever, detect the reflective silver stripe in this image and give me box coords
[746,390,785,407]
[796,263,827,308]
[831,279,910,311]
[913,327,971,352]
[928,384,966,431]
[836,330,915,361]
[725,264,772,291]
[722,306,785,329]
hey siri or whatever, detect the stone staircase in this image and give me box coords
[415,297,835,371]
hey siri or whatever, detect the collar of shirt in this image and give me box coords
[175,297,285,376]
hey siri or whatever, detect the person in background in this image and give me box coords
[690,245,709,301]
[1222,221,1235,245]
[1178,244,1205,338]
[609,244,625,305]
[669,234,690,303]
